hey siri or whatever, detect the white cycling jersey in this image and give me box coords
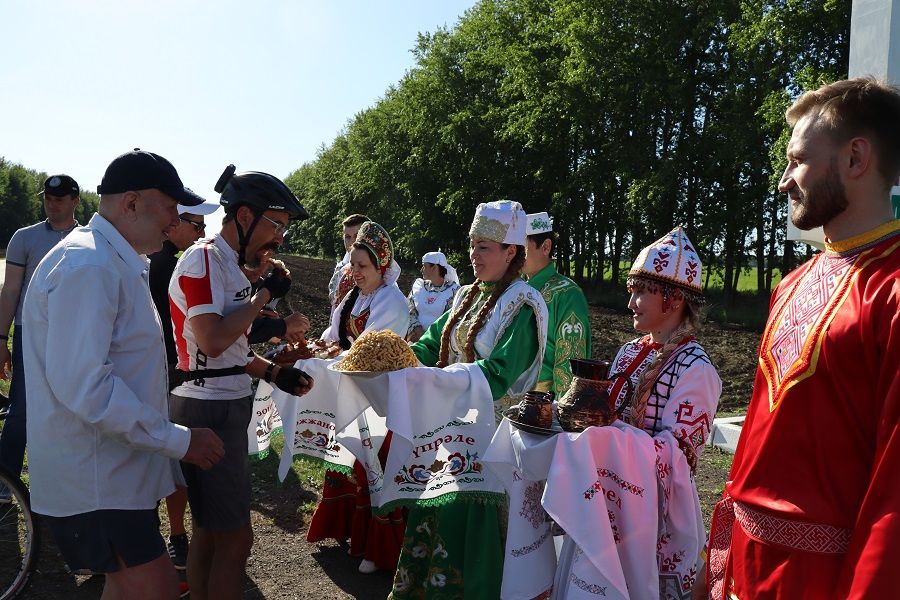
[168,234,254,400]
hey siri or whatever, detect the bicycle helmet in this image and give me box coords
[215,165,308,220]
[214,164,308,266]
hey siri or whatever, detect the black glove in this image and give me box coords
[273,365,313,395]
[248,316,287,344]
[260,269,292,300]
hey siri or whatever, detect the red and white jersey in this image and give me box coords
[168,234,254,400]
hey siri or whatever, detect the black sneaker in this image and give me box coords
[167,533,189,571]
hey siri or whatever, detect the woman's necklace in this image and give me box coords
[359,283,385,298]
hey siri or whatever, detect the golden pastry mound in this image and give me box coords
[335,330,419,372]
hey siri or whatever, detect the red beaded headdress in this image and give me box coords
[355,221,394,276]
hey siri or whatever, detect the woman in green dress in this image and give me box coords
[390,200,547,599]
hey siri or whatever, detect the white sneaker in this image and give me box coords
[358,559,377,574]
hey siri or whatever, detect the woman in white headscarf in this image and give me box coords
[406,251,460,342]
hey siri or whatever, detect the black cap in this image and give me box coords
[39,174,80,197]
[97,149,204,206]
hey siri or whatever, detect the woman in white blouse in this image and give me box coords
[406,251,459,342]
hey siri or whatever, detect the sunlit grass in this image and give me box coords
[0,326,10,397]
[582,262,783,293]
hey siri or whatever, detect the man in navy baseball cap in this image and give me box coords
[98,149,205,207]
[22,148,225,598]
[39,174,80,197]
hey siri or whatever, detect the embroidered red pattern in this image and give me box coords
[758,252,859,411]
[609,340,656,404]
[674,401,711,450]
[706,495,735,600]
[734,501,851,555]
[653,251,670,273]
[684,260,698,283]
[347,308,371,339]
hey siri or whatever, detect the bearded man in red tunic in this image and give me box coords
[705,78,900,599]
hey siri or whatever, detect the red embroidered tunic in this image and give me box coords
[719,221,900,599]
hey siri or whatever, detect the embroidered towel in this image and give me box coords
[544,423,659,600]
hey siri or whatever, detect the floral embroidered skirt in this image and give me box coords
[389,500,504,600]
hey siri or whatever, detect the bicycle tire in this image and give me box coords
[0,467,37,600]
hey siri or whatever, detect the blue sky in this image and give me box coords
[0,1,477,232]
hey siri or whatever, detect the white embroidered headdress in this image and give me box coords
[525,212,553,235]
[469,200,527,246]
[628,226,704,304]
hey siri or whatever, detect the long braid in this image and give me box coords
[337,286,362,350]
[462,247,526,362]
[436,246,526,366]
[629,318,696,430]
[436,283,481,367]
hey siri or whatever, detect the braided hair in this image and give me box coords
[436,245,526,367]
[337,244,380,350]
[627,277,702,431]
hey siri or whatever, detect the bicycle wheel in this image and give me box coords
[0,467,37,600]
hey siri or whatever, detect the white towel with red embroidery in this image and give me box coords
[247,381,284,459]
[273,359,506,506]
[373,362,505,507]
[274,357,381,479]
[545,423,659,600]
[484,418,560,599]
[653,431,705,599]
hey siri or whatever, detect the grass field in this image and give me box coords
[1,332,9,397]
[587,261,782,293]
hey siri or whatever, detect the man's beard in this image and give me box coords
[790,160,849,230]
[244,243,279,270]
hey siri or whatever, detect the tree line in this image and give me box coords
[0,158,100,246]
[284,0,849,306]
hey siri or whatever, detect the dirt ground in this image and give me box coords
[22,255,759,599]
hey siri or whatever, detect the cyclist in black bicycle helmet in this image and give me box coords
[215,164,308,268]
[168,165,313,597]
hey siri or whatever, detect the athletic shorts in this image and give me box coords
[44,508,166,573]
[168,394,253,531]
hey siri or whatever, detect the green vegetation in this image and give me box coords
[1,1,851,329]
[0,331,10,397]
[594,262,782,294]
[0,159,99,247]
[285,0,850,309]
[697,446,733,525]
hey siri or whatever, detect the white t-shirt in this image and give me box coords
[169,234,254,399]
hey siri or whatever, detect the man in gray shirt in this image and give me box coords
[0,174,81,480]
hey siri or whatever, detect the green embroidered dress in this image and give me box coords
[526,263,592,398]
[390,281,541,600]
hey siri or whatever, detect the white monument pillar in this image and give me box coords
[787,0,900,248]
